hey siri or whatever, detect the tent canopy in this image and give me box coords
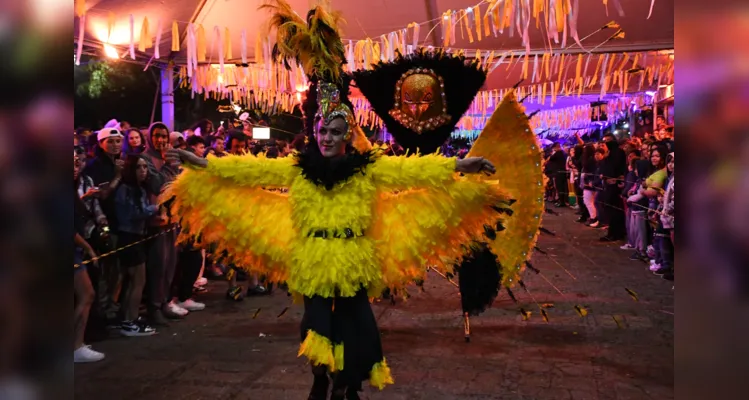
[80,0,674,93]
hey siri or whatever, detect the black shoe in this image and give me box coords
[576,216,587,223]
[247,285,268,296]
[308,376,329,400]
[148,309,170,327]
[629,252,645,261]
[585,218,598,227]
[653,267,672,276]
[120,319,157,337]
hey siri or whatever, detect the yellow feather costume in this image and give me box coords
[164,151,512,297]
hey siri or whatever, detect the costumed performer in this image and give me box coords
[162,1,517,399]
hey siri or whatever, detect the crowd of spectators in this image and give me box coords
[544,120,675,284]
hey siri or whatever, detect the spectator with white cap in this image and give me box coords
[83,126,126,322]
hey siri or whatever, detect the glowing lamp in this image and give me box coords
[103,43,119,59]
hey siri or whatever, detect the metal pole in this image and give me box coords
[160,68,175,130]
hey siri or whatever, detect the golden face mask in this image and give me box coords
[316,82,354,140]
[389,68,451,133]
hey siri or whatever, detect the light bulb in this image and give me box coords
[103,43,119,59]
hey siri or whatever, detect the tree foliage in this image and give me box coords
[75,60,140,99]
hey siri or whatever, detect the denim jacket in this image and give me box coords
[114,183,159,235]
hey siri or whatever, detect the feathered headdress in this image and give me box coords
[260,0,370,152]
[352,49,486,155]
[260,0,346,83]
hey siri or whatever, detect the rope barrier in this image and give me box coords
[74,227,177,268]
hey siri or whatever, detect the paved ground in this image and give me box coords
[74,208,674,400]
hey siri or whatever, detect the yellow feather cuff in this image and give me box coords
[298,329,337,371]
[369,358,394,390]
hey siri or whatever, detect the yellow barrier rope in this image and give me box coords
[74,227,177,268]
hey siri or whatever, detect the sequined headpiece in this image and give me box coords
[316,82,356,140]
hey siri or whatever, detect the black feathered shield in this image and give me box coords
[352,49,486,154]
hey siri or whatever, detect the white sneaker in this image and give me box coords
[649,263,662,272]
[620,244,634,250]
[74,345,105,363]
[194,277,208,287]
[166,300,189,316]
[589,221,600,228]
[176,299,205,311]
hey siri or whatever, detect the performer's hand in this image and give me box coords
[456,157,496,175]
[166,149,208,168]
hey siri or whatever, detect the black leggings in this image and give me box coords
[175,244,203,302]
[301,290,383,391]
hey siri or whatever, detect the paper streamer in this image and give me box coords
[561,4,568,48]
[129,14,135,59]
[138,17,150,52]
[76,15,85,65]
[599,53,610,97]
[612,0,625,17]
[569,0,583,49]
[186,24,195,78]
[154,20,163,59]
[172,21,180,51]
[240,29,247,64]
[531,53,538,82]
[225,28,232,61]
[75,0,86,17]
[107,12,115,42]
[346,40,355,68]
[648,0,656,19]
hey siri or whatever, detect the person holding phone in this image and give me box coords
[83,127,126,322]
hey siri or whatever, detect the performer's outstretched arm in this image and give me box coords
[166,148,297,188]
[370,153,495,191]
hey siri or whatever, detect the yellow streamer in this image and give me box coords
[555,0,565,33]
[522,53,529,80]
[171,21,180,51]
[197,25,206,62]
[75,0,86,18]
[556,53,565,84]
[474,7,482,41]
[225,27,232,60]
[107,12,115,42]
[589,54,604,88]
[138,17,151,52]
[255,33,263,65]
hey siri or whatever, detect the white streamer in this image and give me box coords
[186,23,195,79]
[154,19,163,59]
[129,14,135,59]
[214,26,224,74]
[76,15,85,65]
[647,0,656,19]
[599,53,610,97]
[241,29,247,64]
